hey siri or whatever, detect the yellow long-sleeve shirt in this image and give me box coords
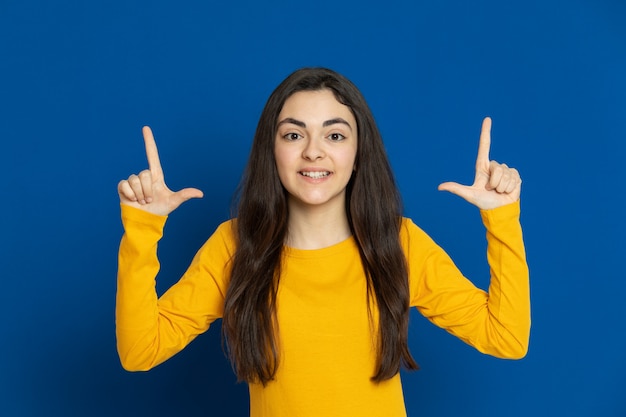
[116,201,530,417]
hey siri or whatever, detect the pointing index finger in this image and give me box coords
[142,126,164,179]
[475,117,492,168]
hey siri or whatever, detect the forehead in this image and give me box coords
[279,89,355,122]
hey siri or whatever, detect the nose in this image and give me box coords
[302,137,325,161]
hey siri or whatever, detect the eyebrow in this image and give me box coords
[277,117,353,131]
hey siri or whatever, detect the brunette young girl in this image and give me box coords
[116,67,529,417]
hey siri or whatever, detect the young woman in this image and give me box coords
[116,67,529,416]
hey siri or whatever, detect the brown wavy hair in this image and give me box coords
[222,67,418,385]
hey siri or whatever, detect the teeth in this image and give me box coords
[301,171,330,179]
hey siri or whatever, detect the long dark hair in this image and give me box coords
[222,67,418,385]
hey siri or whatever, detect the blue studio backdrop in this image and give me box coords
[1,1,625,416]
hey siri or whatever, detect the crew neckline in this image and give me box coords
[283,235,356,259]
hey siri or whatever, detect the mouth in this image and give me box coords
[299,171,331,179]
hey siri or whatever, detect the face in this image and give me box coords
[274,89,358,212]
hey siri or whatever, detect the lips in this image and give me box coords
[299,171,331,179]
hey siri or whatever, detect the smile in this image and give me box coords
[299,171,330,179]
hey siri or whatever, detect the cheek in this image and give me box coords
[346,147,358,171]
[273,146,291,180]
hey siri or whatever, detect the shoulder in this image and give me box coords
[399,216,442,257]
[213,218,237,237]
[194,218,238,261]
[399,217,429,241]
[210,218,237,247]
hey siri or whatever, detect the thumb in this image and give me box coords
[438,181,473,200]
[170,187,204,208]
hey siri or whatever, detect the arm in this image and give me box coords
[406,202,530,359]
[115,126,216,371]
[116,207,233,371]
[410,118,530,358]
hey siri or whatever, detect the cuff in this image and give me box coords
[120,204,168,230]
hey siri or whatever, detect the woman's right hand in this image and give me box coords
[117,126,204,216]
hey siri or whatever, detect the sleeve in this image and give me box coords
[115,204,235,371]
[404,200,530,359]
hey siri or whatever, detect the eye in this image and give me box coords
[327,133,346,141]
[283,132,302,141]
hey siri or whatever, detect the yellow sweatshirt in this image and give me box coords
[116,201,530,417]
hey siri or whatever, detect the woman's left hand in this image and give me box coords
[438,117,522,210]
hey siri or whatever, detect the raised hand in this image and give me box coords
[438,117,521,210]
[117,126,204,216]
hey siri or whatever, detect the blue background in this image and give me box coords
[1,0,625,416]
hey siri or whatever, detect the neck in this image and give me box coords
[286,199,352,250]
